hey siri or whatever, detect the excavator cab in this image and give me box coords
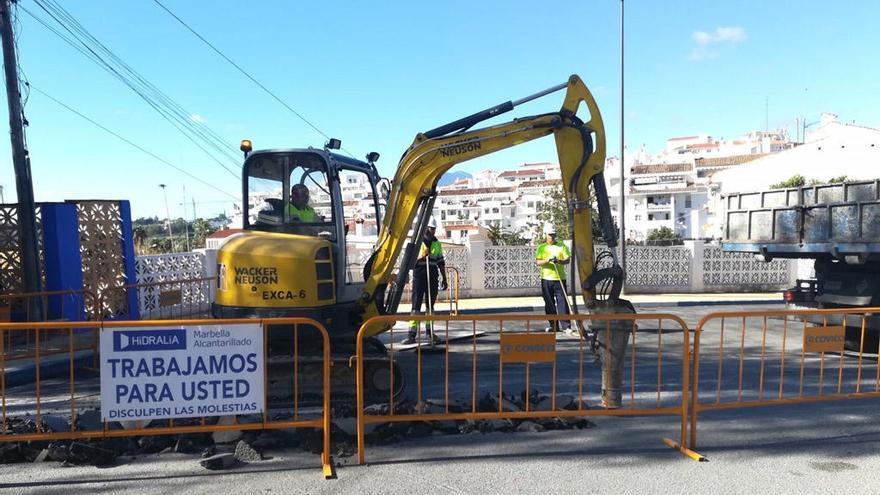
[213,144,384,339]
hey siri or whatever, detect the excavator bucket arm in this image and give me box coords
[359,75,620,336]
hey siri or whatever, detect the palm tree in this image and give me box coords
[132,226,147,255]
[487,223,503,246]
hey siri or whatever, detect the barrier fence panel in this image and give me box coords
[97,277,215,321]
[0,317,332,478]
[355,312,694,464]
[690,307,880,449]
[0,289,100,361]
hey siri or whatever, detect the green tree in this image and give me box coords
[536,185,606,243]
[769,175,806,189]
[499,228,530,246]
[647,226,681,243]
[809,175,849,185]
[192,218,217,248]
[148,237,173,254]
[486,223,503,246]
[132,226,147,255]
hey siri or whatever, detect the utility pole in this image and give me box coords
[159,184,174,252]
[619,0,627,279]
[1,0,43,302]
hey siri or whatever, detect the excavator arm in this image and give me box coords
[359,75,622,336]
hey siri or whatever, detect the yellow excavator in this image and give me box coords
[213,74,625,396]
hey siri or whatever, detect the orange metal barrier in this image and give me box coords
[0,317,333,477]
[0,289,100,361]
[441,266,461,315]
[96,276,215,321]
[690,307,880,449]
[355,312,695,464]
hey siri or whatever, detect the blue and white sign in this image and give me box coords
[100,323,264,421]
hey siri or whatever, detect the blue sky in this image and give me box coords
[3,0,879,219]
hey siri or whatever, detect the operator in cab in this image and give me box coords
[287,184,318,222]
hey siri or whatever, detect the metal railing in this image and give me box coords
[355,312,695,464]
[0,289,100,361]
[690,307,880,449]
[96,276,215,321]
[0,317,333,478]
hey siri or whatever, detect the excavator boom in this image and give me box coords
[359,75,621,335]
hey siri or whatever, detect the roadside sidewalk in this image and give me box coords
[399,292,782,314]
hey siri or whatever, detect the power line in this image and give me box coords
[33,0,243,169]
[23,0,243,180]
[29,84,238,200]
[25,1,241,175]
[151,0,355,158]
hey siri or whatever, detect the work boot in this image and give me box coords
[401,333,417,345]
[428,332,442,345]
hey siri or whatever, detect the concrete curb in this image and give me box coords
[456,298,780,315]
[3,351,95,388]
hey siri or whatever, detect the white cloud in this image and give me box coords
[690,26,747,60]
[190,114,207,123]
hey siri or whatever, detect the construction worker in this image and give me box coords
[402,217,448,345]
[535,222,572,333]
[287,184,318,222]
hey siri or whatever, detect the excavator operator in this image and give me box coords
[287,184,318,222]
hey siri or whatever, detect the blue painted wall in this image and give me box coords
[40,203,85,321]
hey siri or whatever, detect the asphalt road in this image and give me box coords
[2,400,880,494]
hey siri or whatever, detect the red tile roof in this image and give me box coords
[695,154,766,168]
[207,228,244,238]
[439,186,516,196]
[630,163,692,175]
[518,179,561,188]
[499,169,545,177]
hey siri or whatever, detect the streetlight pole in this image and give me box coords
[1,0,43,303]
[182,185,190,251]
[619,0,627,279]
[159,184,174,252]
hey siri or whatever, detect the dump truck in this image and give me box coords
[723,178,880,349]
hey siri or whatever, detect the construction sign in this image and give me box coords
[500,333,556,363]
[99,323,264,421]
[803,325,845,353]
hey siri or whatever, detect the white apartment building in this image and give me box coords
[433,163,563,243]
[606,128,795,242]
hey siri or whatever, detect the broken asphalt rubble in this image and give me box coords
[0,391,597,469]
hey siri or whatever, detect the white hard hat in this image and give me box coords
[543,222,556,235]
[427,217,438,229]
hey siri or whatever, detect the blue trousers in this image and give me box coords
[541,279,571,330]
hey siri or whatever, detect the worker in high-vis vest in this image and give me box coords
[402,217,448,345]
[535,222,572,333]
[287,184,318,222]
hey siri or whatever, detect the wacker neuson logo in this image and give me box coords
[113,329,187,352]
